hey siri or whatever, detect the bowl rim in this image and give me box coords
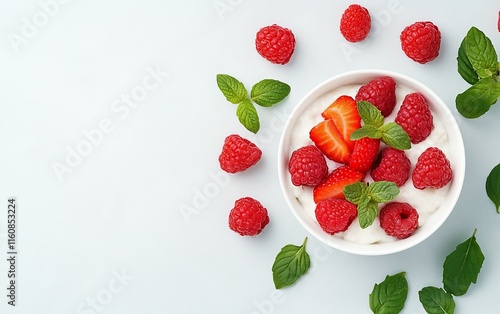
[277,69,466,255]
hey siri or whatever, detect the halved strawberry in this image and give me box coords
[348,137,381,173]
[321,95,361,150]
[309,119,351,163]
[313,165,365,203]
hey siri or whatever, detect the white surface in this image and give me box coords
[0,1,499,313]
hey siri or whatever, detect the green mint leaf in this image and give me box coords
[456,77,500,119]
[272,237,311,289]
[367,181,400,203]
[357,101,384,127]
[236,99,260,133]
[443,229,485,296]
[216,74,248,104]
[379,122,411,150]
[457,37,479,85]
[251,79,291,107]
[350,124,383,140]
[486,163,500,213]
[369,272,408,314]
[465,26,499,79]
[344,182,368,204]
[357,201,379,229]
[419,286,455,314]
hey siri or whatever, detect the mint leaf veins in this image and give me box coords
[486,163,500,213]
[418,286,455,314]
[272,237,311,289]
[369,272,408,314]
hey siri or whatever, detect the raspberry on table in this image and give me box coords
[400,21,441,64]
[288,145,328,186]
[218,134,262,173]
[340,4,371,42]
[355,76,397,117]
[255,24,295,65]
[395,92,434,144]
[412,147,452,189]
[229,197,269,236]
[315,198,357,235]
[371,147,411,187]
[379,202,419,239]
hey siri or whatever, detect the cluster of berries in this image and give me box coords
[254,5,442,65]
[288,76,453,239]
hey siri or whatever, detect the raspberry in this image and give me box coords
[355,76,397,117]
[255,24,295,65]
[371,147,411,187]
[288,145,328,186]
[218,134,262,173]
[340,4,371,42]
[315,198,357,235]
[395,92,433,144]
[400,21,441,64]
[379,202,419,239]
[228,197,269,236]
[412,147,452,189]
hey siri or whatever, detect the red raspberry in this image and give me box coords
[355,76,397,117]
[288,145,328,186]
[400,21,441,64]
[229,197,269,236]
[412,147,452,189]
[371,148,411,187]
[349,137,381,173]
[379,202,419,239]
[315,198,357,235]
[395,92,434,144]
[219,134,262,173]
[340,4,371,42]
[255,24,295,65]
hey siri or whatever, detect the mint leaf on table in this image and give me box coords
[216,74,248,104]
[216,74,290,133]
[369,272,408,314]
[442,229,485,296]
[418,286,455,314]
[456,77,500,118]
[457,38,479,85]
[464,26,499,79]
[251,79,291,107]
[486,163,500,213]
[344,181,399,229]
[272,237,310,289]
[236,99,260,133]
[351,101,411,150]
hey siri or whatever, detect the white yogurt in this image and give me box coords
[288,84,451,244]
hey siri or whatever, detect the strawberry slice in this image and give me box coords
[321,95,361,150]
[313,165,365,203]
[309,119,351,163]
[348,137,381,173]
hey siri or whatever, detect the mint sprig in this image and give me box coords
[351,101,411,150]
[216,74,290,133]
[369,272,408,314]
[456,26,500,118]
[344,181,399,229]
[272,237,310,289]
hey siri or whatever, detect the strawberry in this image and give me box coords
[313,165,365,203]
[348,137,381,173]
[321,95,361,151]
[309,119,351,163]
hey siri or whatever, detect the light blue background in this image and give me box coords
[0,0,499,313]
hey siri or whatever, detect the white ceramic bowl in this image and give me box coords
[278,70,465,255]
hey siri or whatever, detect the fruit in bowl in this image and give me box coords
[277,70,465,255]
